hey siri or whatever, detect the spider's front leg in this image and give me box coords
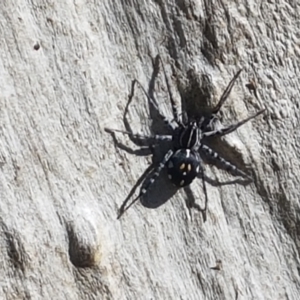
[203,108,266,138]
[211,69,243,115]
[204,68,266,138]
[198,69,243,134]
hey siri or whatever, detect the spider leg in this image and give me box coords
[105,129,155,156]
[211,69,243,114]
[203,108,266,138]
[105,127,172,143]
[117,149,174,219]
[132,79,177,131]
[117,163,154,219]
[157,55,182,126]
[120,79,149,147]
[200,144,252,180]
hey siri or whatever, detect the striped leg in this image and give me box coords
[203,108,266,138]
[117,149,174,219]
[105,127,172,143]
[200,144,252,180]
[117,163,154,219]
[200,69,243,134]
[132,79,177,131]
[211,69,243,114]
[116,78,174,147]
[105,128,156,156]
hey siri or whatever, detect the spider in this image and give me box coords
[106,56,265,220]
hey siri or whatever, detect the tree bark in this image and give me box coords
[0,0,299,299]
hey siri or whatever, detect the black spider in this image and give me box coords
[106,56,265,220]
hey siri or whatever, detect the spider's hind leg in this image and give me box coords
[117,163,154,219]
[117,149,174,219]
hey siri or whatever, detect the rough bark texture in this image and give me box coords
[0,0,299,299]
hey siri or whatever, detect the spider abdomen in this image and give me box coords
[167,149,201,187]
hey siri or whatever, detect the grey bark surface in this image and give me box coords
[0,0,299,299]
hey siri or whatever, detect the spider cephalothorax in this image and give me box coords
[106,55,265,219]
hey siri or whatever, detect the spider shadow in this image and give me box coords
[115,149,179,214]
[140,169,178,209]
